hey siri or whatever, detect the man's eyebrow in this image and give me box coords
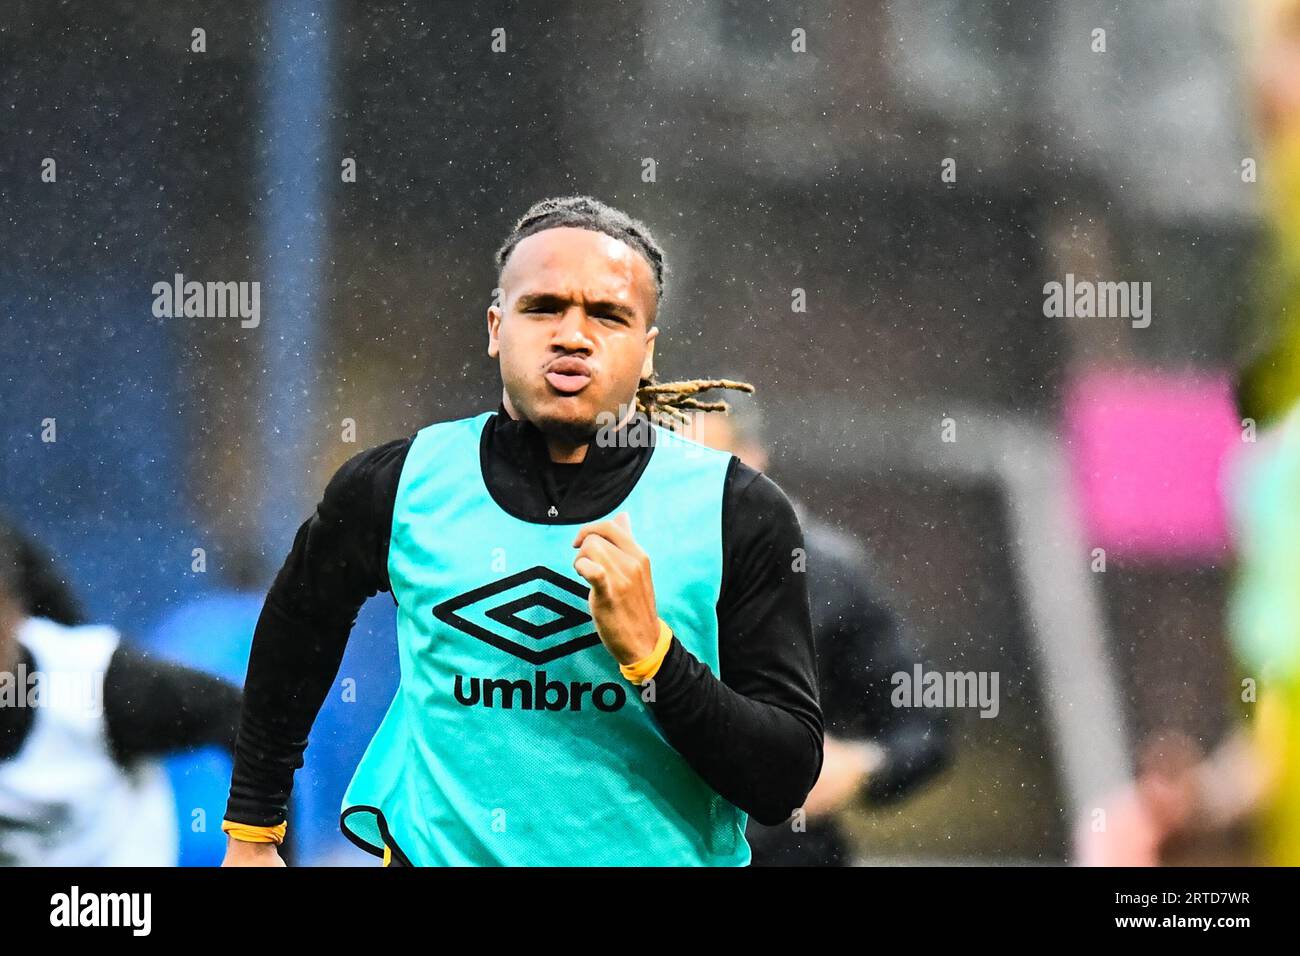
[515,292,637,320]
[585,299,637,320]
[514,292,566,310]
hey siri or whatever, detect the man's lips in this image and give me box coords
[544,358,592,394]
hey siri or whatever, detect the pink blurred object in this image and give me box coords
[1063,367,1242,561]
[1074,786,1161,867]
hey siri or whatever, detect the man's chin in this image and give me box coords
[527,401,601,445]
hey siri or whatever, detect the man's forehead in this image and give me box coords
[503,226,655,297]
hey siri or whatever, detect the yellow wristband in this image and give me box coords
[222,819,287,845]
[620,619,674,684]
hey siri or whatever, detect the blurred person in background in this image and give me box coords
[690,397,953,866]
[0,520,245,865]
[1079,0,1300,867]
[1229,8,1300,866]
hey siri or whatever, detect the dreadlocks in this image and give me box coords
[636,374,755,429]
[496,195,754,429]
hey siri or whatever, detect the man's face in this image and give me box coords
[488,226,659,444]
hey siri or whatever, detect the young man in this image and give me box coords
[221,196,823,866]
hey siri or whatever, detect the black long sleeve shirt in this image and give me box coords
[224,403,824,831]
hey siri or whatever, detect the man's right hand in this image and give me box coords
[221,838,287,867]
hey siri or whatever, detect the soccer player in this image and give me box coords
[0,523,245,866]
[690,399,952,866]
[221,195,824,866]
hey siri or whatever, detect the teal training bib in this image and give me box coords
[340,411,749,865]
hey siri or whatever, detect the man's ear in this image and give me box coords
[487,306,501,359]
[640,326,659,379]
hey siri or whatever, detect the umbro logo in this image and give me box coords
[431,566,600,665]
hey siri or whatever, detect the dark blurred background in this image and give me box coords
[0,0,1267,863]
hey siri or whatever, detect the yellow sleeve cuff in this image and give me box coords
[222,819,287,845]
[620,619,674,684]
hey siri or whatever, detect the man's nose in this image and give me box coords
[551,306,593,351]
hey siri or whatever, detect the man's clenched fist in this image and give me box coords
[571,512,660,666]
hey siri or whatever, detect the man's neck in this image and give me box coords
[546,443,588,465]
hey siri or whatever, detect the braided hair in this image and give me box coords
[495,196,754,429]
